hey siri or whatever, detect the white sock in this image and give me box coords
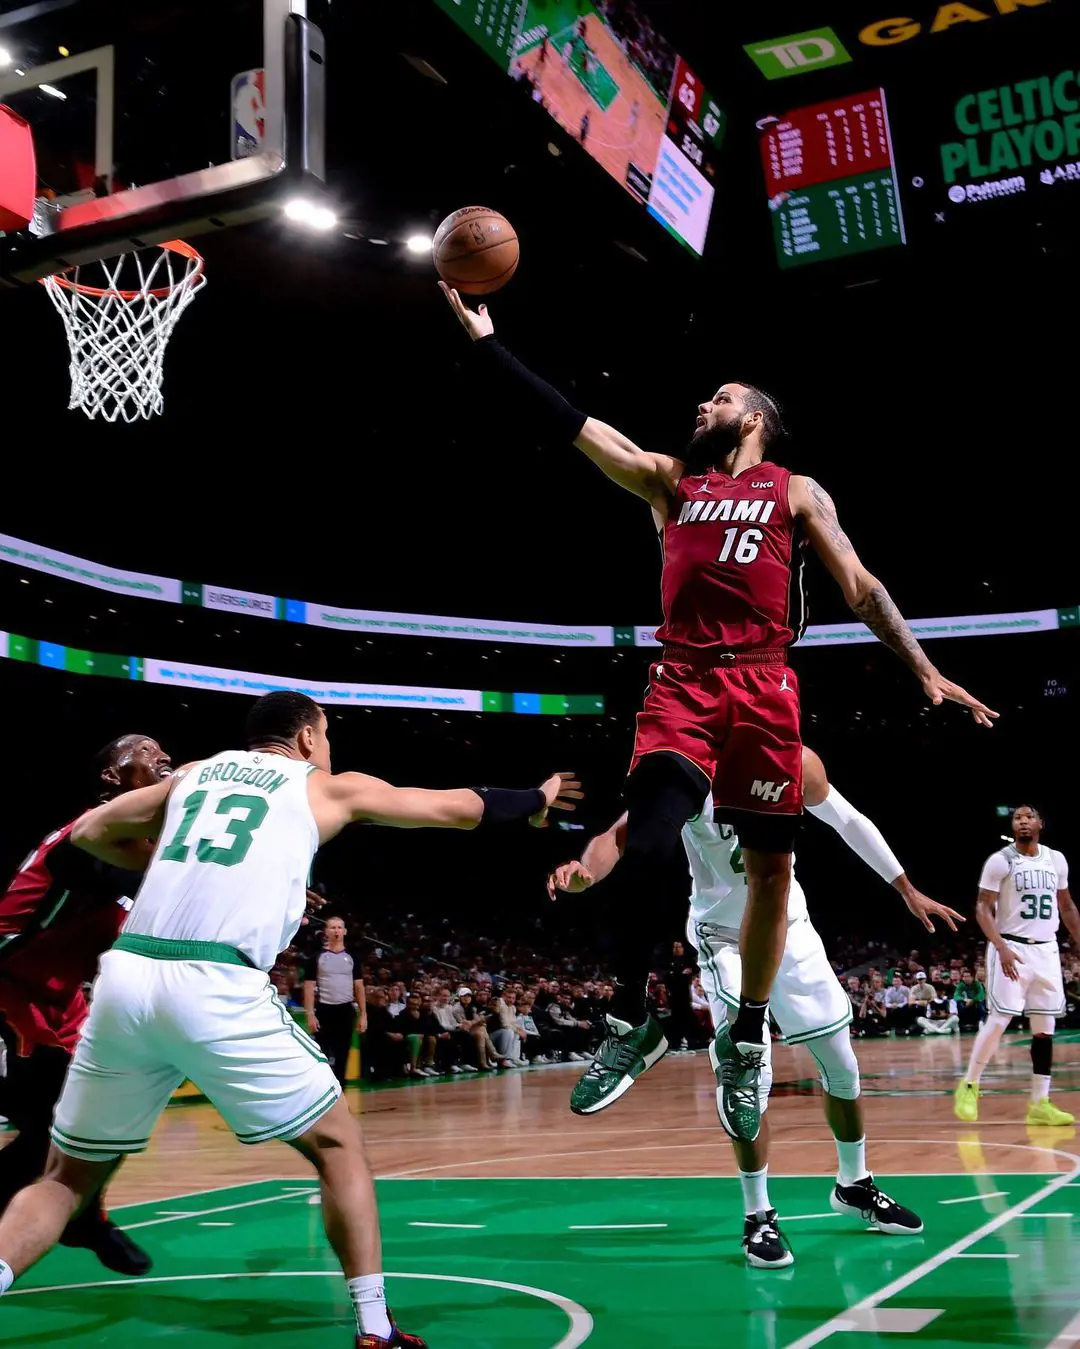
[348,1274,392,1340]
[739,1165,771,1215]
[1031,1074,1051,1104]
[965,1017,1006,1086]
[0,1260,14,1295]
[835,1137,868,1187]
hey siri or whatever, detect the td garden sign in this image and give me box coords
[746,1,1052,79]
[941,69,1080,183]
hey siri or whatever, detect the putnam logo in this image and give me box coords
[750,779,790,803]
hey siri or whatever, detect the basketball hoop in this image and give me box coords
[41,240,207,423]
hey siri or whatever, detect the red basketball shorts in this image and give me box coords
[629,653,803,816]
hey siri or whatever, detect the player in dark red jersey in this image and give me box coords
[440,283,996,1136]
[0,734,172,1275]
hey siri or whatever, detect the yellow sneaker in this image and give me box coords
[1026,1099,1075,1127]
[954,1080,980,1123]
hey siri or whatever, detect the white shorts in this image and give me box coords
[689,912,852,1045]
[52,947,341,1161]
[986,939,1065,1018]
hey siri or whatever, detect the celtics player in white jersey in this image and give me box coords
[551,746,958,1267]
[0,692,581,1348]
[955,805,1079,1128]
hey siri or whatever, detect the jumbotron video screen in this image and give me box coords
[432,0,724,256]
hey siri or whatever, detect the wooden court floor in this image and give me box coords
[3,1031,1079,1347]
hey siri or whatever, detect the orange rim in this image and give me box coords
[40,239,205,300]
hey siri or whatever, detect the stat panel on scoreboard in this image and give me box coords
[759,89,906,270]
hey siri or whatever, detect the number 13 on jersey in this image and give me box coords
[161,790,269,867]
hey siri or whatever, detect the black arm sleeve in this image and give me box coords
[472,786,547,827]
[471,336,587,443]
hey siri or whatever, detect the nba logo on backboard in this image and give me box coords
[231,68,266,160]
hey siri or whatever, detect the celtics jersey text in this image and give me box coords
[682,797,808,929]
[124,751,319,971]
[978,844,1069,943]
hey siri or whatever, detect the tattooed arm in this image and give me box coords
[789,475,998,728]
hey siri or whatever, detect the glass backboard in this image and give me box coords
[0,0,326,283]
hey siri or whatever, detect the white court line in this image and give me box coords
[778,1213,842,1222]
[781,1143,1080,1349]
[940,1191,1009,1205]
[7,1270,594,1349]
[356,1121,1042,1147]
[1017,1212,1073,1218]
[198,1222,233,1228]
[374,1171,1066,1180]
[111,1180,275,1212]
[409,1222,485,1229]
[1044,1310,1080,1348]
[121,1190,304,1233]
[377,1134,1080,1181]
[954,1252,1019,1259]
[569,1223,666,1231]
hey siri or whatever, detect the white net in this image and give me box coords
[41,242,207,423]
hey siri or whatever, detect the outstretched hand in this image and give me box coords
[546,859,595,900]
[921,670,998,729]
[439,281,495,341]
[530,772,584,829]
[902,886,965,934]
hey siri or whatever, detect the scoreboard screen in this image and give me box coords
[431,0,723,256]
[759,88,906,269]
[751,0,1075,279]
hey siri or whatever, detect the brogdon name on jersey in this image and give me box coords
[124,750,319,972]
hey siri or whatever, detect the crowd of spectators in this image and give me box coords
[841,947,1080,1038]
[273,909,1079,1085]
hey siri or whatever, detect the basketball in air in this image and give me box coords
[432,206,519,295]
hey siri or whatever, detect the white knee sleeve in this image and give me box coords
[807,1027,861,1100]
[1029,1014,1055,1036]
[984,1011,1013,1035]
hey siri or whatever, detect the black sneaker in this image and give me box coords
[60,1216,153,1274]
[742,1208,794,1268]
[830,1176,924,1234]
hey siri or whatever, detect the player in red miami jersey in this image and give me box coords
[0,735,172,1275]
[441,283,996,1136]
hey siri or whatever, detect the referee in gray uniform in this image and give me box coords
[303,916,367,1086]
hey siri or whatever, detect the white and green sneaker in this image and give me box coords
[569,1014,668,1116]
[711,1024,765,1141]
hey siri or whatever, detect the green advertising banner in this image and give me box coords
[0,632,605,716]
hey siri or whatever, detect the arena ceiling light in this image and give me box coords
[283,197,338,232]
[405,233,433,255]
[0,47,12,69]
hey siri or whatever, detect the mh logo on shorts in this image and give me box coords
[751,779,790,803]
